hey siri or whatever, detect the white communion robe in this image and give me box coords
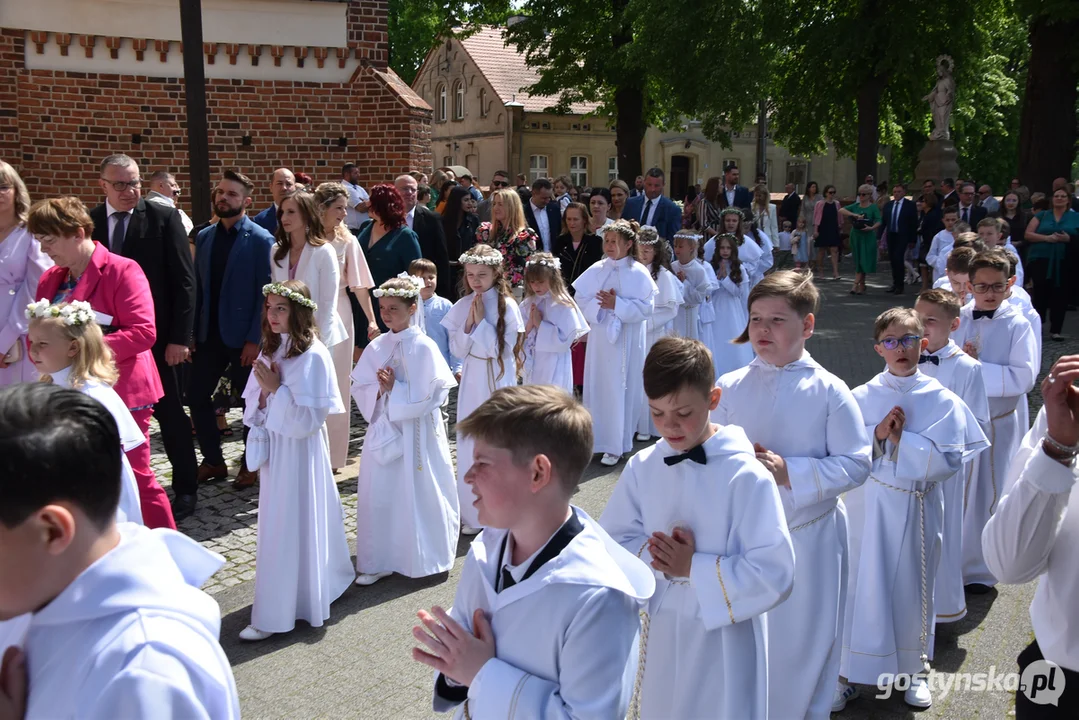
[518,291,588,393]
[637,266,683,438]
[843,371,988,683]
[917,340,990,624]
[431,508,655,719]
[705,233,764,279]
[442,286,523,528]
[708,264,754,378]
[669,258,715,342]
[50,366,143,525]
[952,299,1038,586]
[6,524,239,719]
[600,427,795,720]
[573,255,657,456]
[713,352,871,720]
[1007,289,1042,433]
[747,231,774,287]
[350,326,460,577]
[242,336,354,633]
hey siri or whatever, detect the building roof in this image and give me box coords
[457,27,601,115]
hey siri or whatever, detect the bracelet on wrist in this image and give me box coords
[1043,432,1079,456]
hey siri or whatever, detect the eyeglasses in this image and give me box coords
[858,192,870,197]
[103,179,141,191]
[491,180,509,188]
[826,190,835,195]
[877,334,921,350]
[972,282,1006,294]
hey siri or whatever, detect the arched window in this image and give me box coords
[453,81,465,120]
[479,88,488,117]
[436,84,447,122]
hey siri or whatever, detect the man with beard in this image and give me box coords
[189,170,273,496]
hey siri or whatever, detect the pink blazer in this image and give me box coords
[36,241,163,409]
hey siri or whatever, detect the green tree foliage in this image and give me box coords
[387,0,513,85]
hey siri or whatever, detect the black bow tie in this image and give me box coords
[973,309,996,320]
[919,355,940,365]
[664,444,707,466]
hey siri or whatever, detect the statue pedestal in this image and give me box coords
[914,139,959,194]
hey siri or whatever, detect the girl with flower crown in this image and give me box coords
[707,233,754,376]
[237,280,354,642]
[349,275,459,585]
[441,244,523,532]
[516,252,588,393]
[26,299,144,525]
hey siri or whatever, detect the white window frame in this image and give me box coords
[453,81,464,120]
[608,156,618,182]
[529,155,549,183]
[437,85,447,122]
[569,155,588,187]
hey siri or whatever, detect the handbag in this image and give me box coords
[365,395,403,464]
[245,426,270,471]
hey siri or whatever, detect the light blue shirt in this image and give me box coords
[423,294,462,374]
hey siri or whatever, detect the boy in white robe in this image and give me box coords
[604,336,795,719]
[952,251,1039,591]
[412,385,654,719]
[0,383,239,719]
[978,216,1025,287]
[926,207,959,282]
[841,308,988,709]
[914,290,991,626]
[711,271,872,719]
[931,245,974,304]
[669,231,715,341]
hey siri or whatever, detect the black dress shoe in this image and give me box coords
[172,494,197,522]
[893,287,904,295]
[886,286,896,293]
[965,582,992,595]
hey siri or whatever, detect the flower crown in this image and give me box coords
[262,283,318,311]
[716,233,739,244]
[458,251,502,266]
[636,225,662,245]
[719,207,745,219]
[26,299,96,326]
[673,231,703,245]
[373,272,425,299]
[527,256,561,270]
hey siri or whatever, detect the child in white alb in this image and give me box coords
[634,226,683,440]
[926,207,959,282]
[517,252,588,394]
[707,233,754,377]
[410,258,461,377]
[669,231,716,342]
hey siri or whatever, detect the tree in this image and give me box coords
[387,0,513,85]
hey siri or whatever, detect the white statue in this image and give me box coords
[924,55,955,141]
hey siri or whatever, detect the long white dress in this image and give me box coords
[747,231,774,287]
[1007,289,1041,434]
[713,352,871,720]
[51,366,144,525]
[708,262,753,377]
[917,340,990,625]
[573,255,657,457]
[241,336,354,633]
[442,286,523,528]
[600,427,796,719]
[843,370,988,683]
[518,291,588,393]
[350,326,460,577]
[952,299,1038,586]
[704,234,765,287]
[269,242,347,348]
[0,227,52,386]
[636,266,683,438]
[669,258,714,342]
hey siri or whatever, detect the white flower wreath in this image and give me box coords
[458,252,502,266]
[527,256,561,270]
[25,299,95,326]
[373,272,426,299]
[262,283,318,311]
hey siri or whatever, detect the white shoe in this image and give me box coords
[904,676,932,708]
[832,683,859,712]
[354,571,392,586]
[600,453,621,467]
[460,525,482,536]
[238,625,274,642]
[635,433,652,442]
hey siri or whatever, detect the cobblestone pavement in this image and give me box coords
[146,263,1071,717]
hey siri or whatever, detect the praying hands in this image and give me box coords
[412,606,495,687]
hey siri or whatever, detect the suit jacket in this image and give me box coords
[523,200,563,252]
[194,215,274,348]
[623,194,683,242]
[880,198,919,247]
[954,204,987,227]
[90,199,195,352]
[778,192,801,227]
[252,204,277,234]
[716,184,753,211]
[941,190,958,208]
[412,205,451,299]
[36,242,163,409]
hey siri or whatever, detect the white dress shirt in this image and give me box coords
[531,200,551,251]
[641,195,660,227]
[957,203,975,225]
[405,206,416,231]
[144,190,194,234]
[345,181,370,229]
[724,186,736,207]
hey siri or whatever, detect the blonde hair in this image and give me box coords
[461,244,514,381]
[489,188,527,238]
[517,253,574,370]
[30,312,119,389]
[0,161,31,225]
[313,181,353,245]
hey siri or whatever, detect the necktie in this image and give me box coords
[500,566,516,592]
[642,199,653,224]
[111,212,128,253]
[973,309,995,320]
[918,355,940,365]
[962,207,969,224]
[664,444,707,466]
[892,201,900,233]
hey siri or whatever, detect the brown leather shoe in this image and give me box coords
[197,462,228,484]
[234,467,259,489]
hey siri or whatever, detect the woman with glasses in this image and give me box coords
[1025,187,1079,340]
[839,184,883,295]
[813,185,842,281]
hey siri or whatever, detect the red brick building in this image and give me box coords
[0,0,432,211]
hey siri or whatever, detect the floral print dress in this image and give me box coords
[475,222,538,286]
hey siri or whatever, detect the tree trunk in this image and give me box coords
[615,85,645,184]
[856,79,882,190]
[1018,15,1079,193]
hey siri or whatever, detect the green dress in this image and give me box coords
[845,202,882,274]
[355,221,422,347]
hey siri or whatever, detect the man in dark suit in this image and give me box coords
[940,178,958,208]
[716,163,752,210]
[92,154,199,520]
[778,182,801,229]
[622,167,683,243]
[396,174,451,298]
[954,182,987,227]
[251,167,295,233]
[523,178,562,252]
[880,183,919,294]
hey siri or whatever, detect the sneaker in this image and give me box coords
[238,625,274,642]
[904,676,932,708]
[460,525,482,536]
[354,571,392,586]
[635,433,652,442]
[832,683,859,712]
[600,453,621,467]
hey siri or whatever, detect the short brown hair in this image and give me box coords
[874,307,924,340]
[945,245,976,274]
[409,258,437,276]
[735,270,819,344]
[643,336,715,400]
[917,289,962,320]
[977,216,1005,233]
[456,385,593,496]
[27,196,94,238]
[969,251,1009,280]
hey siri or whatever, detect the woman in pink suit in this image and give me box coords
[28,197,175,529]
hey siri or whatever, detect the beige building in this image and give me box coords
[413,27,878,197]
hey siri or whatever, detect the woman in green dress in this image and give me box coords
[839,183,882,295]
[1024,186,1079,339]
